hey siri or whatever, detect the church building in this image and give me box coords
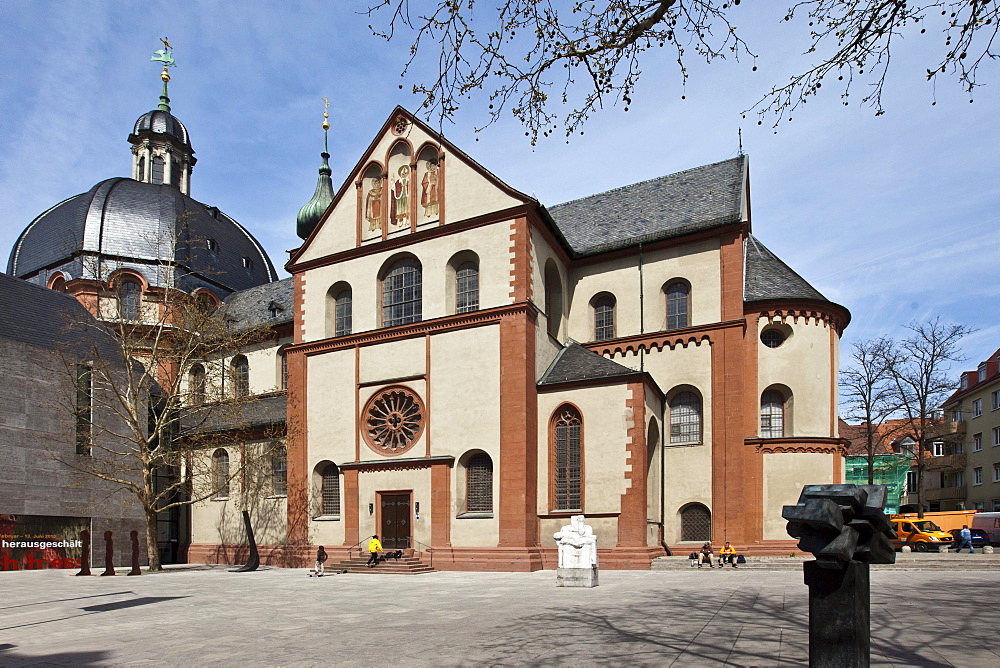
[6,69,850,570]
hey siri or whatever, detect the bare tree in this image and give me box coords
[840,337,903,484]
[367,0,999,142]
[50,236,279,571]
[884,317,972,517]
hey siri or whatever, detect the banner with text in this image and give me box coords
[0,514,89,571]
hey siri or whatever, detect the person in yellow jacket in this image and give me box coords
[719,541,738,568]
[366,535,383,568]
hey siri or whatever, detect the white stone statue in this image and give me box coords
[554,515,598,569]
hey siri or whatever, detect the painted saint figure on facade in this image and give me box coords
[391,165,410,226]
[421,161,439,218]
[365,177,383,231]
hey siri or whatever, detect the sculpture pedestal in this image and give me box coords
[556,566,599,588]
[804,560,869,668]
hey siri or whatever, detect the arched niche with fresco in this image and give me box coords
[386,141,413,235]
[360,162,385,243]
[415,144,442,227]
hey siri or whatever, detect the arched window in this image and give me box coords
[50,275,67,292]
[151,156,165,184]
[466,453,493,513]
[680,503,711,541]
[335,288,352,336]
[231,356,250,398]
[382,257,422,327]
[170,159,181,187]
[456,261,480,314]
[271,446,287,496]
[665,281,690,330]
[138,156,146,181]
[320,463,340,515]
[189,364,206,405]
[669,391,702,443]
[118,280,141,321]
[760,390,786,438]
[592,293,616,341]
[213,449,230,499]
[552,405,582,511]
[195,291,217,313]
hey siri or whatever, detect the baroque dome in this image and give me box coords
[7,178,277,294]
[130,109,191,147]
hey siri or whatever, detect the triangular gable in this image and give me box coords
[290,107,536,268]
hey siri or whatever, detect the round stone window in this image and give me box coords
[760,329,785,348]
[362,385,425,456]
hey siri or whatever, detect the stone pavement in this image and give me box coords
[0,566,997,666]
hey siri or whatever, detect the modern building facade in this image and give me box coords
[941,349,1000,512]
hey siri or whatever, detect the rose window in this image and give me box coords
[362,386,425,456]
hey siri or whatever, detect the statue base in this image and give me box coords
[556,566,599,588]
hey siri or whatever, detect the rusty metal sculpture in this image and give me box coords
[100,530,115,576]
[782,484,896,668]
[127,530,142,576]
[75,529,91,576]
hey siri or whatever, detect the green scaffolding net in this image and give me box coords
[845,454,911,514]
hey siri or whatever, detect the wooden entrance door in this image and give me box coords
[380,493,411,549]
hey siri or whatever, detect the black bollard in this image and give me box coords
[100,530,115,576]
[76,529,91,576]
[782,484,896,668]
[127,530,142,576]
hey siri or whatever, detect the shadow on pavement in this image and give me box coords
[0,645,111,666]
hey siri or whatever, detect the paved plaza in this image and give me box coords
[1,565,997,666]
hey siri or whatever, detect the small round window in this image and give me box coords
[761,329,786,348]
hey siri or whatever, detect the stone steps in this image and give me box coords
[332,555,435,575]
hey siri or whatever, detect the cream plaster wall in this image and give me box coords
[190,442,288,546]
[762,452,835,540]
[530,227,568,341]
[756,316,836,437]
[566,239,722,342]
[430,327,502,547]
[305,349,357,466]
[296,118,522,265]
[359,337,426,384]
[537,384,631,520]
[300,222,512,343]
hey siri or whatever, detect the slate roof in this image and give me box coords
[744,235,828,303]
[216,277,294,329]
[180,393,287,435]
[546,156,746,256]
[538,341,647,387]
[0,272,120,358]
[7,178,277,292]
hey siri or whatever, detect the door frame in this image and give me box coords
[376,489,413,549]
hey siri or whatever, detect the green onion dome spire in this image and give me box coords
[296,100,335,240]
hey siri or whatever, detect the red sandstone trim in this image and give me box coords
[618,383,648,547]
[344,468,360,546]
[584,319,744,358]
[431,464,451,547]
[747,437,849,455]
[285,348,309,545]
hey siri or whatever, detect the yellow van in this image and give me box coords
[889,518,954,552]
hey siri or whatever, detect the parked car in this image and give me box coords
[948,528,990,548]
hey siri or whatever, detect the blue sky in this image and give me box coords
[2,1,998,380]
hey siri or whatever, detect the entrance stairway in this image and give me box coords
[333,550,435,575]
[651,553,1000,571]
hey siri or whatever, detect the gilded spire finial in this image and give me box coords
[322,97,331,154]
[150,38,176,112]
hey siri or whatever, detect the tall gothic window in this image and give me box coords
[118,280,141,321]
[213,449,230,499]
[552,406,582,511]
[271,446,287,496]
[321,463,340,515]
[456,261,479,314]
[231,356,250,398]
[279,350,288,391]
[189,364,206,405]
[466,453,493,513]
[335,289,353,336]
[593,294,616,341]
[669,391,702,443]
[382,258,422,327]
[760,390,786,438]
[665,281,690,330]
